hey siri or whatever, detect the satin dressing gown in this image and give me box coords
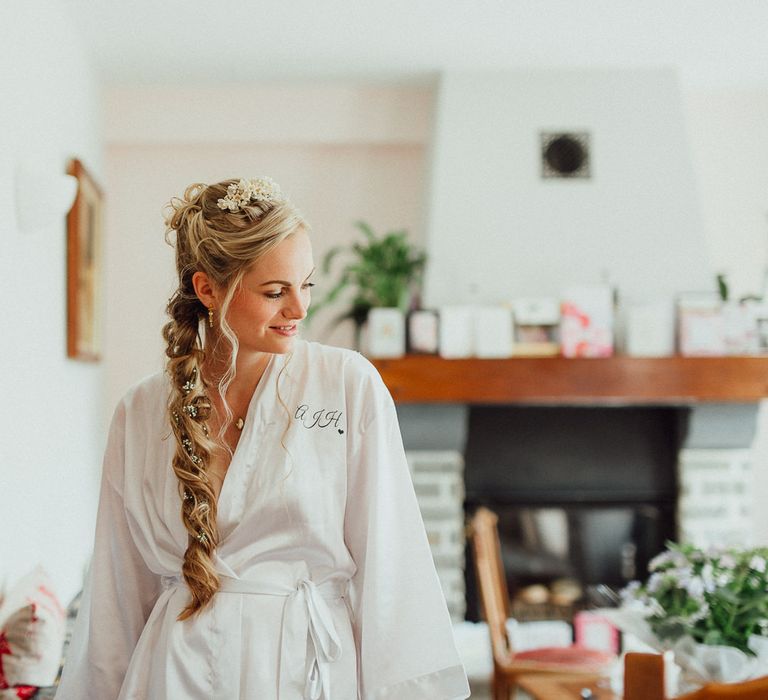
[55,340,470,700]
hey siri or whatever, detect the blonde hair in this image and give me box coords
[162,179,307,620]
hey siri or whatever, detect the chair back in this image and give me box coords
[624,652,665,700]
[469,506,513,664]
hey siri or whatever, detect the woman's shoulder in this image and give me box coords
[102,372,169,471]
[292,341,393,432]
[294,340,393,416]
[293,339,380,381]
[114,370,169,416]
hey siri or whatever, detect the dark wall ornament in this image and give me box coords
[541,131,591,179]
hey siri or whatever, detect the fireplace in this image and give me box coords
[387,358,763,625]
[462,405,686,621]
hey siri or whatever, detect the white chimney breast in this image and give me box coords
[423,69,713,308]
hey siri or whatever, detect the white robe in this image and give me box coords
[55,340,470,700]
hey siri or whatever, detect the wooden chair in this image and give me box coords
[468,506,615,699]
[624,652,768,700]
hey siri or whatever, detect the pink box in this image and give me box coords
[573,610,620,654]
[560,286,613,358]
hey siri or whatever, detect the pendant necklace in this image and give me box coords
[232,354,271,431]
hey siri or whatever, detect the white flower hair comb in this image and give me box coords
[217,177,285,212]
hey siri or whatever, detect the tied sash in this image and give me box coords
[161,572,346,699]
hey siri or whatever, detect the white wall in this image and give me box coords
[0,2,102,604]
[103,85,433,412]
[698,91,768,540]
[424,68,713,307]
[682,88,768,300]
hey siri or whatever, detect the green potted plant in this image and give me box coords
[309,221,427,349]
[607,541,768,693]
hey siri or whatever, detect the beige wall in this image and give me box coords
[103,84,433,412]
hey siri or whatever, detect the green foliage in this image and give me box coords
[717,273,729,302]
[309,221,427,328]
[622,542,768,655]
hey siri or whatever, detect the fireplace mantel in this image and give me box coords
[370,355,768,404]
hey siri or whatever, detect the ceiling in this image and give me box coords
[62,0,768,88]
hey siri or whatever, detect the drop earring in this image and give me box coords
[208,307,214,328]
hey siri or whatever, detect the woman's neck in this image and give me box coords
[202,346,272,399]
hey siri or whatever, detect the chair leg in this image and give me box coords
[492,673,510,700]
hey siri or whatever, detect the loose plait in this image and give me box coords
[162,180,307,620]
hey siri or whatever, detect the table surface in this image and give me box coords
[516,673,619,700]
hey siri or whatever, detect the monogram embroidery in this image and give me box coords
[295,404,344,433]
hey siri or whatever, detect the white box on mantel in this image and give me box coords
[677,293,725,356]
[438,306,474,358]
[474,307,513,358]
[625,300,675,357]
[366,307,405,358]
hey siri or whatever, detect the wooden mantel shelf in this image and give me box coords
[369,355,768,404]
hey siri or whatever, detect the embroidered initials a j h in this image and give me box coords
[295,404,344,431]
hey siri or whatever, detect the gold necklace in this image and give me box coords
[232,354,271,431]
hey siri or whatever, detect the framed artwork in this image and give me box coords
[66,158,103,361]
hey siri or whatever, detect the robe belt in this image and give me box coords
[161,573,345,700]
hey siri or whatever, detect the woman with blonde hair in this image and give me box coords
[56,177,469,700]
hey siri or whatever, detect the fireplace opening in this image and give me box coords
[463,405,688,622]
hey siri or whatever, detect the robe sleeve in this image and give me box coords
[55,400,161,700]
[343,355,470,700]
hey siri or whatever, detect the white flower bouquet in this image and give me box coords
[605,542,768,692]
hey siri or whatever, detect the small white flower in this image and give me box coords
[670,565,694,583]
[649,551,678,571]
[685,576,706,601]
[646,597,666,617]
[647,572,665,594]
[701,562,718,592]
[750,555,766,573]
[619,581,641,603]
[716,571,733,587]
[689,601,710,623]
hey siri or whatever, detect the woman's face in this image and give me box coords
[218,229,315,355]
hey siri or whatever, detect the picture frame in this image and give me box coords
[66,158,103,361]
[407,309,439,354]
[512,297,560,356]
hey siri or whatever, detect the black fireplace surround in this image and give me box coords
[463,405,688,621]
